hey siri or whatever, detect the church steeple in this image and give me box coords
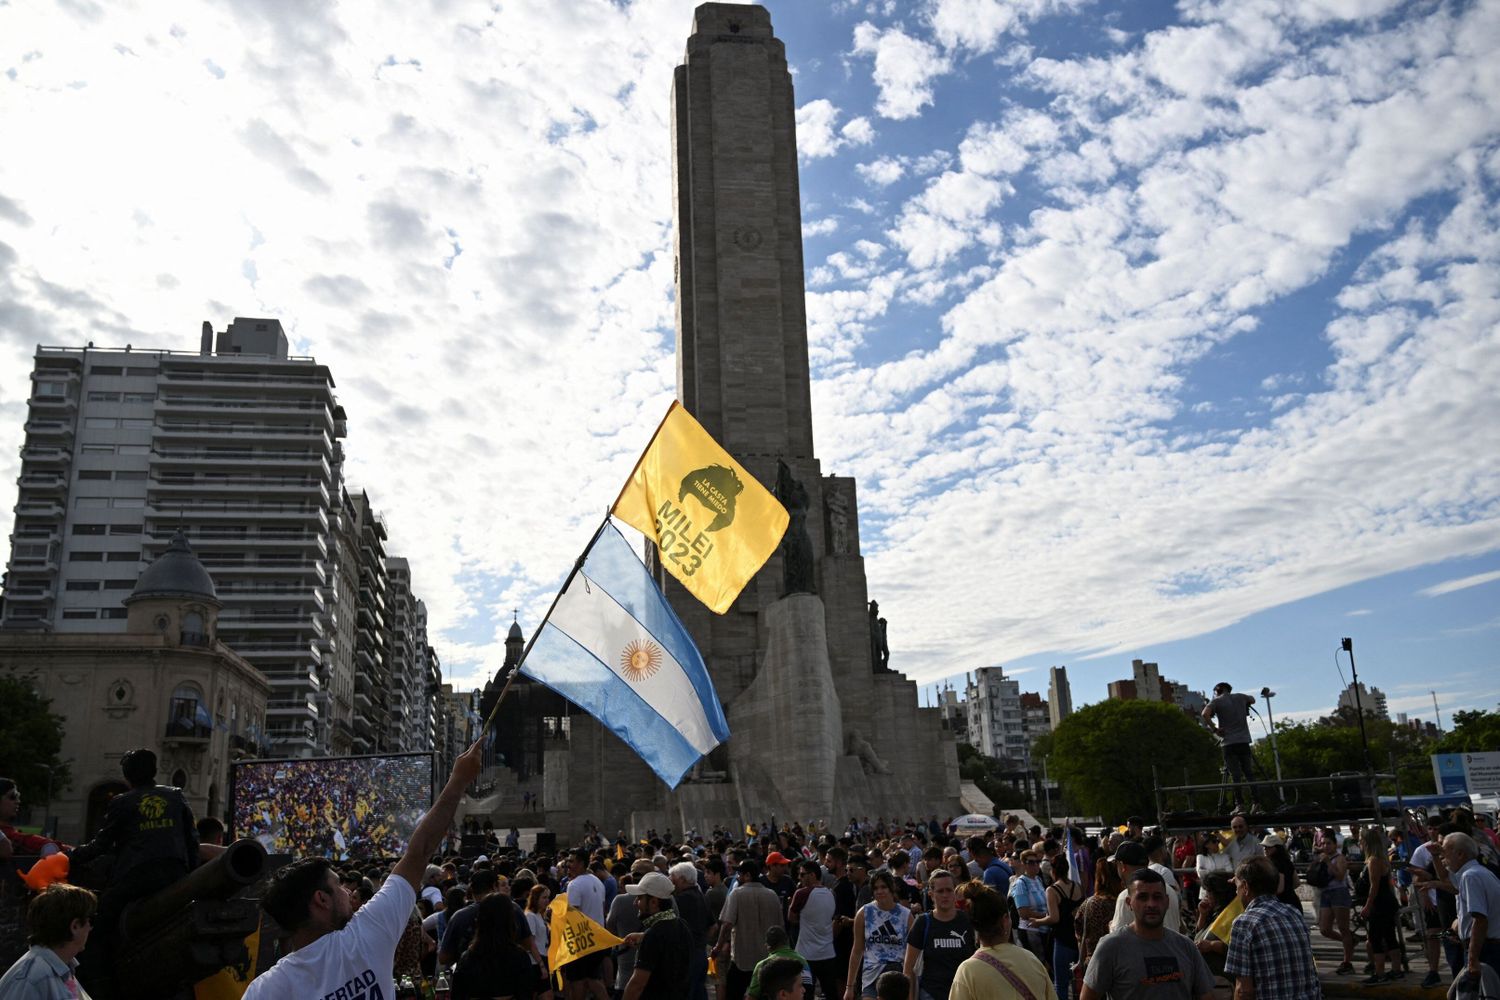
[503,612,524,670]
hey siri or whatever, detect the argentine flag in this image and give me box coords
[521,522,730,788]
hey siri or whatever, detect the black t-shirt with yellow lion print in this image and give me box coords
[73,783,199,883]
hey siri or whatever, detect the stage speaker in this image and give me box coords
[533,831,557,854]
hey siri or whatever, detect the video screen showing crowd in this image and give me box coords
[230,753,433,860]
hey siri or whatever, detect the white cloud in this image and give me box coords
[852,21,951,120]
[2,0,1497,699]
[1421,570,1500,598]
[796,99,876,159]
[804,216,841,237]
[857,156,907,186]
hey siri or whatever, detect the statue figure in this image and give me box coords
[774,460,816,596]
[876,616,890,671]
[868,600,882,672]
[825,486,850,555]
[848,728,892,775]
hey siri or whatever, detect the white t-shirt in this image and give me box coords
[567,871,606,924]
[1149,861,1181,893]
[795,886,837,961]
[421,884,443,908]
[1410,843,1438,907]
[245,874,416,1000]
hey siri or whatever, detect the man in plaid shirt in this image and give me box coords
[1224,857,1321,1000]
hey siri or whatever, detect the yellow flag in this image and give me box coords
[613,401,789,615]
[1209,894,1244,943]
[547,897,624,969]
[193,920,261,1000]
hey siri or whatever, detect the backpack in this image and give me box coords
[1305,859,1332,888]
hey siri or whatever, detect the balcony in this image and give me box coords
[155,422,332,448]
[13,501,65,519]
[27,395,77,414]
[18,446,72,468]
[17,473,67,495]
[23,420,73,441]
[0,585,53,603]
[163,716,212,748]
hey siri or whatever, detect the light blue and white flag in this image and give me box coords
[521,522,729,788]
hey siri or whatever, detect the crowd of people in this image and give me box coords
[6,747,1500,1000]
[231,754,432,859]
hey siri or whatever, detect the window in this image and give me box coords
[104,552,140,563]
[104,580,136,590]
[111,498,145,508]
[123,392,155,403]
[115,471,147,481]
[84,418,116,429]
[36,381,67,396]
[72,524,107,535]
[82,445,114,454]
[125,367,156,377]
[68,552,104,562]
[78,470,111,480]
[109,524,142,535]
[167,683,207,738]
[101,608,128,619]
[62,609,98,619]
[74,497,108,508]
[89,366,124,376]
[88,391,122,403]
[120,418,153,430]
[183,611,207,646]
[66,581,103,591]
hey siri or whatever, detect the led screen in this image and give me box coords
[231,753,433,859]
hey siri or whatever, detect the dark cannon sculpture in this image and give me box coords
[111,838,271,999]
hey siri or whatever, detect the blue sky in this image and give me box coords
[0,0,1496,724]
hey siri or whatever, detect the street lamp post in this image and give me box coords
[1042,755,1052,823]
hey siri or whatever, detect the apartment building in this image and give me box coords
[964,666,1028,764]
[0,318,472,761]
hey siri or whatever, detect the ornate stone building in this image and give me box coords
[0,533,269,843]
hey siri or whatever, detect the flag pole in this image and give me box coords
[609,399,678,513]
[482,509,614,732]
[485,398,679,731]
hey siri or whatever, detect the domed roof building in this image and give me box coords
[126,530,220,607]
[0,530,269,844]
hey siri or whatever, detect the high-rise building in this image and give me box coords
[1337,681,1388,720]
[1020,691,1051,746]
[965,667,1027,764]
[386,557,430,752]
[1048,666,1073,729]
[1,319,441,758]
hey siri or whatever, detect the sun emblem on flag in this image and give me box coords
[620,639,663,682]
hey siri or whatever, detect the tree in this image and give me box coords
[0,672,71,805]
[1432,709,1500,755]
[1048,699,1221,821]
[1254,713,1437,796]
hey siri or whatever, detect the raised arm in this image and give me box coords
[394,739,484,892]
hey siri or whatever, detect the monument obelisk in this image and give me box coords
[537,4,961,834]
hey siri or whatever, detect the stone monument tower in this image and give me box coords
[534,3,961,835]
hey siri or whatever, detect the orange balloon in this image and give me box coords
[21,852,70,891]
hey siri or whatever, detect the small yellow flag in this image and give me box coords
[548,897,624,970]
[192,920,261,999]
[613,401,789,615]
[1209,894,1244,943]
